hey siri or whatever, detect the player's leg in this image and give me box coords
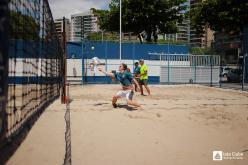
[135,78,140,92]
[139,80,144,95]
[134,83,138,92]
[112,91,124,108]
[112,95,120,108]
[127,100,143,109]
[143,80,151,95]
[126,91,143,109]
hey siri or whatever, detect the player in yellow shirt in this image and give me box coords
[139,59,151,96]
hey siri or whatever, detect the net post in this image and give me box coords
[61,17,67,104]
[0,0,9,142]
[210,55,213,87]
[219,55,222,88]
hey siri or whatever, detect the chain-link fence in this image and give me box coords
[194,31,248,90]
[66,39,248,91]
[0,0,63,149]
[219,56,248,91]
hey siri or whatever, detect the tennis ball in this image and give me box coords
[91,46,95,50]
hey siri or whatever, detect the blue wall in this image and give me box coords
[84,76,160,84]
[67,41,189,60]
[9,40,60,58]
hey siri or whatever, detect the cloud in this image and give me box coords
[48,0,111,19]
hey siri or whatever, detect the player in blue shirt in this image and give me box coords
[98,63,143,109]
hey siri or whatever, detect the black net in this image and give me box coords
[3,0,62,139]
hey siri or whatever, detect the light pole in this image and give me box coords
[119,0,122,62]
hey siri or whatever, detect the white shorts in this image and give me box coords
[116,90,134,100]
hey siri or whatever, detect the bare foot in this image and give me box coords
[137,105,144,110]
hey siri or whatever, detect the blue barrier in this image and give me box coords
[8,77,61,84]
[67,42,82,59]
[84,76,160,84]
[67,41,189,60]
[9,40,61,58]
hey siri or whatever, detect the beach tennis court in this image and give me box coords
[7,85,248,165]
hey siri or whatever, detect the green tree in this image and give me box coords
[10,11,39,40]
[93,0,187,43]
[87,32,119,41]
[190,0,248,35]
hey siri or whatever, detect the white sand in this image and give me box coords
[6,85,248,165]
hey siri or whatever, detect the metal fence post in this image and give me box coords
[105,41,107,82]
[167,53,170,84]
[210,55,213,87]
[167,43,170,84]
[82,41,85,84]
[242,54,247,91]
[132,42,135,71]
[194,56,197,83]
[219,55,222,88]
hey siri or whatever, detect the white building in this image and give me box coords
[70,9,99,42]
[54,18,71,42]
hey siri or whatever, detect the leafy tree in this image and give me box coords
[190,0,248,35]
[93,0,187,43]
[87,32,119,41]
[190,47,217,55]
[91,8,111,31]
[10,11,39,40]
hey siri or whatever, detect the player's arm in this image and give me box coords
[134,72,140,78]
[140,70,147,76]
[98,68,115,78]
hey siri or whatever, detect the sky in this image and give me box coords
[48,0,111,19]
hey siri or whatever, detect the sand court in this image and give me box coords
[6,85,248,165]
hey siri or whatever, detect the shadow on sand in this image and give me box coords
[117,104,139,111]
[0,96,59,165]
